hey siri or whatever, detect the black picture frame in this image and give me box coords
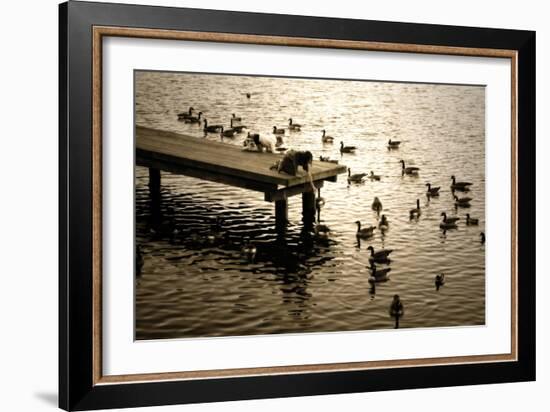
[59,1,536,410]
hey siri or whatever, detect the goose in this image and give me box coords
[440,212,460,224]
[220,126,236,138]
[389,295,404,318]
[466,213,479,225]
[388,139,401,148]
[203,119,223,133]
[185,111,203,124]
[367,246,393,263]
[368,263,391,282]
[246,93,251,99]
[230,118,246,133]
[409,199,421,218]
[241,237,257,261]
[273,126,285,135]
[425,183,440,196]
[340,141,357,154]
[314,223,331,240]
[355,221,376,238]
[451,175,473,191]
[454,195,472,207]
[177,106,194,120]
[348,168,366,183]
[440,217,458,230]
[319,156,339,164]
[207,217,225,244]
[288,118,302,131]
[232,113,242,122]
[369,171,381,181]
[372,197,383,212]
[321,130,334,143]
[435,273,445,290]
[480,232,486,244]
[399,160,419,175]
[379,214,389,230]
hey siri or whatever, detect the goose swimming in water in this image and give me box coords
[288,118,302,131]
[480,232,486,244]
[388,139,401,148]
[273,126,285,135]
[466,213,479,225]
[314,223,331,240]
[440,212,460,224]
[220,126,236,138]
[368,263,391,282]
[246,93,251,99]
[185,111,203,124]
[203,119,223,133]
[451,175,473,191]
[454,195,472,207]
[399,160,419,175]
[367,246,393,263]
[177,106,194,120]
[409,199,421,218]
[440,213,458,230]
[425,183,440,196]
[340,141,357,154]
[321,130,334,143]
[379,214,389,230]
[369,171,381,181]
[232,113,242,122]
[348,168,366,183]
[230,118,246,133]
[372,197,383,212]
[355,221,376,238]
[435,273,445,290]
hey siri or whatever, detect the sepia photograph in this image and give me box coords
[134,70,486,340]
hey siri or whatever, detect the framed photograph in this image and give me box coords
[59,1,535,410]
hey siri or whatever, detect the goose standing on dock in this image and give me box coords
[388,139,401,149]
[451,175,473,191]
[177,106,194,120]
[288,118,302,131]
[348,168,366,184]
[355,221,376,238]
[367,246,393,263]
[409,199,421,219]
[273,126,285,135]
[340,141,357,154]
[372,197,383,212]
[425,183,440,196]
[399,160,419,175]
[321,130,334,143]
[203,119,223,133]
[454,195,472,207]
[466,213,479,225]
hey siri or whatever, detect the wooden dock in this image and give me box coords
[136,126,347,229]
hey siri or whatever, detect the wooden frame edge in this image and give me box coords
[91,26,519,386]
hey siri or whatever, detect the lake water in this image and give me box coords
[135,71,485,340]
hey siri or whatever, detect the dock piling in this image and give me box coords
[275,199,288,232]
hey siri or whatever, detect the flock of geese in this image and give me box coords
[173,103,485,328]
